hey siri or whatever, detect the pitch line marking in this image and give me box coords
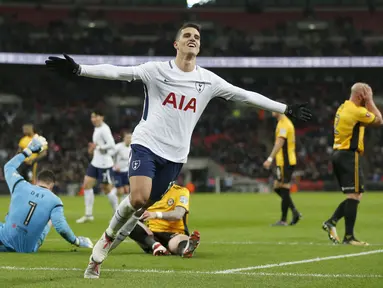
[43,239,383,246]
[216,249,383,273]
[0,266,382,278]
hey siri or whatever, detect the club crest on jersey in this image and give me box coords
[132,160,141,170]
[167,198,175,206]
[195,82,205,93]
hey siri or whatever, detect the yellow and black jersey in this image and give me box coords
[19,135,48,164]
[275,116,296,166]
[146,185,190,235]
[19,135,37,164]
[333,100,376,154]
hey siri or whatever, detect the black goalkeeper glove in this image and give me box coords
[284,103,312,122]
[45,54,81,76]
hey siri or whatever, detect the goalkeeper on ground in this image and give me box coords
[0,135,93,253]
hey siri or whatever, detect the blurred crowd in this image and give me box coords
[1,65,383,187]
[1,7,383,57]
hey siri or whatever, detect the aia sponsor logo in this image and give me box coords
[162,93,196,113]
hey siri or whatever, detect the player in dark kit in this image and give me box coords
[323,83,383,246]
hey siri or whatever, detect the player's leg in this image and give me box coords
[85,145,155,278]
[283,166,301,225]
[168,231,201,258]
[31,162,38,184]
[100,168,118,212]
[0,223,12,252]
[323,150,347,243]
[272,166,288,226]
[342,152,367,245]
[77,164,97,223]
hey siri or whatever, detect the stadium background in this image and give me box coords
[1,0,383,194]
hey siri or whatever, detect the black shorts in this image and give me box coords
[332,150,364,193]
[275,165,295,184]
[137,232,179,254]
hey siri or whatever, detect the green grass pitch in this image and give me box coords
[0,192,383,288]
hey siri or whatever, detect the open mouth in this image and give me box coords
[187,43,196,48]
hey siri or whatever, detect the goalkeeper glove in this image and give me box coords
[75,236,94,249]
[23,135,48,157]
[45,54,81,76]
[285,103,312,122]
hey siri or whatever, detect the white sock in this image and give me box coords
[84,188,94,216]
[110,215,139,252]
[107,188,118,212]
[106,196,136,238]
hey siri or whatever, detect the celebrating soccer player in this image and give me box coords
[45,23,312,278]
[323,83,382,246]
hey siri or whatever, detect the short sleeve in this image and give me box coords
[276,122,288,139]
[175,188,190,212]
[356,107,376,124]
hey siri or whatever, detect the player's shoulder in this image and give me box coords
[140,61,165,71]
[171,184,190,196]
[197,66,221,83]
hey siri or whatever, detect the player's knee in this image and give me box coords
[83,176,95,189]
[168,235,188,254]
[130,192,149,209]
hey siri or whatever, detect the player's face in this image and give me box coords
[272,112,278,118]
[91,113,103,127]
[124,134,132,145]
[23,125,33,136]
[174,27,200,57]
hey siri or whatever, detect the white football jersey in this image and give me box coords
[91,122,115,168]
[81,60,286,163]
[114,142,131,173]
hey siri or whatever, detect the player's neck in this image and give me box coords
[174,54,196,72]
[349,96,361,107]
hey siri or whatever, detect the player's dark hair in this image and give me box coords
[175,23,201,40]
[37,170,56,184]
[92,109,104,117]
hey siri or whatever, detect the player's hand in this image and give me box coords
[113,165,121,172]
[141,211,156,221]
[285,103,312,122]
[363,84,373,102]
[24,135,48,156]
[75,236,94,249]
[45,54,81,76]
[263,159,272,170]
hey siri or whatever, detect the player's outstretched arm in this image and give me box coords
[50,206,94,248]
[45,54,152,82]
[4,135,47,193]
[211,75,312,122]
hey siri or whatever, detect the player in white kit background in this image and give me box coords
[110,132,132,199]
[46,23,312,278]
[76,110,118,224]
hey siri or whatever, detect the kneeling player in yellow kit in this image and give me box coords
[110,184,200,258]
